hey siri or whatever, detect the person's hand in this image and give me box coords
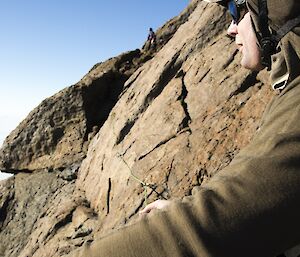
[139,199,171,215]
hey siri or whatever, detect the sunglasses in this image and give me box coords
[225,0,247,24]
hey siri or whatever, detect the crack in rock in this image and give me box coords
[176,70,192,133]
[229,71,259,98]
[137,135,177,161]
[106,178,112,215]
[137,70,192,162]
[222,49,239,69]
[116,52,183,145]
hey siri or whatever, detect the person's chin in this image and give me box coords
[240,60,252,70]
[248,62,264,71]
[241,59,263,71]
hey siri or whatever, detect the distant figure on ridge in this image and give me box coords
[147,27,156,50]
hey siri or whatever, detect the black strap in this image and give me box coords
[255,0,300,69]
[257,0,276,69]
[258,0,271,38]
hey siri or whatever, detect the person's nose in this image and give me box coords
[227,20,238,37]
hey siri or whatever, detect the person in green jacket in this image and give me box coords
[72,0,300,256]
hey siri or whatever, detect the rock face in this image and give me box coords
[0,1,274,256]
[0,1,198,174]
[0,50,140,172]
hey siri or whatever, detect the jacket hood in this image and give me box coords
[247,0,300,89]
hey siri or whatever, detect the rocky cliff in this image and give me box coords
[0,1,273,256]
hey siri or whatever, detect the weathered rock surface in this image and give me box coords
[0,1,198,175]
[0,170,97,257]
[0,1,274,256]
[76,0,272,237]
[0,50,140,172]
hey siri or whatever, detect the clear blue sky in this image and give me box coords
[0,0,190,179]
